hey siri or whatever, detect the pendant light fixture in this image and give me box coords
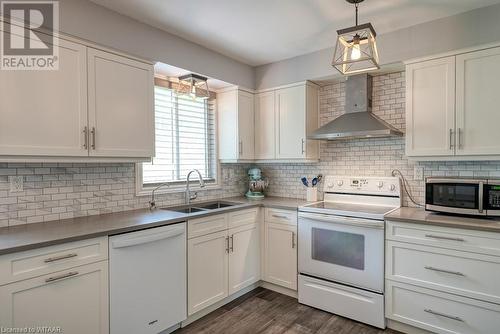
[176,73,210,100]
[332,0,379,75]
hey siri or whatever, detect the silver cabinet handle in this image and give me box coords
[230,235,234,253]
[91,127,96,150]
[424,309,464,322]
[449,129,454,150]
[83,126,88,150]
[458,128,463,149]
[291,232,296,249]
[272,214,288,219]
[479,182,484,213]
[225,236,229,253]
[425,234,465,242]
[301,139,305,154]
[44,253,78,263]
[424,266,465,276]
[45,271,79,283]
[239,140,243,156]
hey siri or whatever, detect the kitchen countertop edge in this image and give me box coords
[385,207,500,233]
[0,196,305,255]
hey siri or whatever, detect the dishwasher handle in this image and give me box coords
[112,225,185,249]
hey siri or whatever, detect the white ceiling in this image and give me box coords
[91,0,500,66]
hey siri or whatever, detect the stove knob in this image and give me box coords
[377,181,384,188]
[337,180,344,186]
[327,182,334,189]
[390,184,396,191]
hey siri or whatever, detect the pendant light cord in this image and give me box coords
[391,169,424,208]
[355,3,359,26]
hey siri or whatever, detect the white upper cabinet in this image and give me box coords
[456,47,500,156]
[275,83,319,161]
[218,89,255,161]
[406,57,456,157]
[88,48,154,158]
[406,45,500,160]
[0,39,88,157]
[254,91,276,160]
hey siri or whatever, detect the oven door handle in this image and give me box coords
[299,212,384,229]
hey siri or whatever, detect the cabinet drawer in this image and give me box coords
[228,208,259,229]
[387,241,500,304]
[0,237,108,286]
[386,281,500,334]
[386,220,500,256]
[265,208,297,226]
[188,214,228,239]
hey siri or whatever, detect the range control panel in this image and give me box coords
[323,176,401,197]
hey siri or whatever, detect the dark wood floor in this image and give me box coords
[174,288,401,334]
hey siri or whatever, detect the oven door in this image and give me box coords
[425,179,485,216]
[298,212,384,293]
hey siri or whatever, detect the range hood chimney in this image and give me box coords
[308,74,403,140]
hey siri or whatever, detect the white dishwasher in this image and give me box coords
[109,222,187,334]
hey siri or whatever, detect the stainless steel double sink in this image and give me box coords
[160,200,241,214]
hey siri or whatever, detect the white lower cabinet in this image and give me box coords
[0,261,109,334]
[386,281,500,334]
[228,223,260,295]
[386,220,500,333]
[188,230,229,315]
[187,209,261,316]
[264,221,297,290]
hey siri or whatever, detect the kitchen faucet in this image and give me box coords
[186,169,205,205]
[149,183,170,210]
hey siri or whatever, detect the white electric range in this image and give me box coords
[298,175,402,329]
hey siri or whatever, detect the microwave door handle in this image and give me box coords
[479,182,484,213]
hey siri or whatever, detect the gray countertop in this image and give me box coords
[0,196,305,255]
[385,207,500,233]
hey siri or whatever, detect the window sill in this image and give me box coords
[136,183,222,197]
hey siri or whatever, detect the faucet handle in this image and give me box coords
[190,192,198,201]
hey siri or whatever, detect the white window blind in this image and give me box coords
[142,86,217,186]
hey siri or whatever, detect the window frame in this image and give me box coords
[136,83,221,196]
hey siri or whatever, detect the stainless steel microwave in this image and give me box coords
[425,178,500,217]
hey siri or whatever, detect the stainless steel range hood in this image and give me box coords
[308,74,403,140]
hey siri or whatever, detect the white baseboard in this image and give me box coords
[181,282,260,327]
[387,319,433,334]
[260,281,298,298]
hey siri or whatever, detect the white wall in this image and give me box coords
[57,0,254,89]
[255,3,500,89]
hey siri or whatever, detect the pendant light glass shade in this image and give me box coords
[176,73,210,100]
[332,1,380,75]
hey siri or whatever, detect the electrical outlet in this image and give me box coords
[414,166,424,181]
[9,175,23,193]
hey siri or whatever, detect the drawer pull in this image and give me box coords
[425,234,465,242]
[272,214,288,219]
[45,271,79,283]
[424,309,464,322]
[225,236,230,253]
[44,253,78,263]
[424,266,465,276]
[291,232,296,249]
[230,235,234,253]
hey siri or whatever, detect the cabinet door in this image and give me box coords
[237,91,255,160]
[228,223,260,294]
[255,91,276,159]
[276,86,306,159]
[406,57,456,157]
[188,230,228,315]
[88,48,154,158]
[456,47,500,155]
[264,222,297,290]
[0,261,108,334]
[0,39,88,156]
